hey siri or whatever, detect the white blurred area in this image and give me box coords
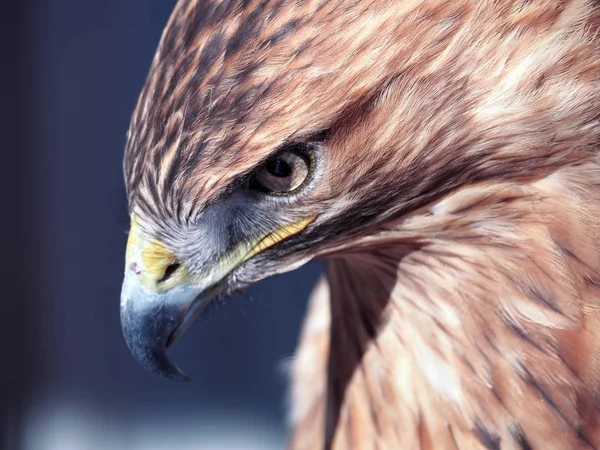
[20,397,285,450]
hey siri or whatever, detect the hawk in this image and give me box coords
[120,0,600,448]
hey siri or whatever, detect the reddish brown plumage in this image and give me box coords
[290,169,600,448]
[124,0,600,448]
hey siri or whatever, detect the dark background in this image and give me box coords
[1,1,322,448]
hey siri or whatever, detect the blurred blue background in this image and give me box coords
[1,1,322,449]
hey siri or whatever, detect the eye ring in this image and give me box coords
[250,144,314,195]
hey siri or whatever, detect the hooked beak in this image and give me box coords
[120,218,210,381]
[120,274,211,382]
[120,215,317,382]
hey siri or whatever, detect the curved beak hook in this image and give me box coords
[119,218,210,382]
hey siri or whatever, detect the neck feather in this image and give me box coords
[289,162,600,449]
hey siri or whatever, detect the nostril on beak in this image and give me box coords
[159,262,181,284]
[130,262,141,275]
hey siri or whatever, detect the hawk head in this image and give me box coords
[121,0,599,380]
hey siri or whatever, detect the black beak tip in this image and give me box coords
[120,300,192,383]
[143,347,192,382]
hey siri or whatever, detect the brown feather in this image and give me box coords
[123,0,600,448]
[290,161,600,449]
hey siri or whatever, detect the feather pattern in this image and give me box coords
[290,161,600,449]
[123,0,600,447]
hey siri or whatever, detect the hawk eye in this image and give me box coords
[251,146,311,194]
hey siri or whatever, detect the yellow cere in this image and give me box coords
[244,214,318,262]
[126,216,183,291]
[125,214,317,293]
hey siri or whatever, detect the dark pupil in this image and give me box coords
[266,158,292,178]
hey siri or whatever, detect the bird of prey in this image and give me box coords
[120,0,600,448]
